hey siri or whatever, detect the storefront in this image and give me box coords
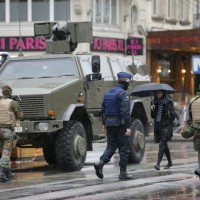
[147,29,200,101]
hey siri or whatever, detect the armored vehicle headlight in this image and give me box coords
[38,123,49,131]
[77,92,84,103]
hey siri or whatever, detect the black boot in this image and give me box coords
[0,167,9,182]
[119,169,132,181]
[164,161,172,169]
[5,168,14,180]
[94,160,105,179]
[154,164,160,170]
[164,144,172,169]
[154,141,165,171]
[194,168,200,178]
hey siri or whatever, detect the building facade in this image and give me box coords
[0,0,147,63]
[146,0,196,100]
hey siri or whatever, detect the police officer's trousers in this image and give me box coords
[100,126,131,170]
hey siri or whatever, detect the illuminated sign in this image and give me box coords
[91,37,143,55]
[126,38,143,55]
[91,37,125,53]
[192,55,200,74]
[0,36,144,55]
[0,37,46,51]
[147,29,200,50]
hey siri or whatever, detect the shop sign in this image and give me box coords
[147,30,200,50]
[91,37,143,55]
[192,55,200,74]
[91,37,125,53]
[126,38,143,55]
[0,37,46,51]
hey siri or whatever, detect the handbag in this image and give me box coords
[162,125,173,141]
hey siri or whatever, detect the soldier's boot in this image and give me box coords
[0,167,9,182]
[194,168,200,178]
[5,168,14,180]
[119,169,132,181]
[94,160,106,179]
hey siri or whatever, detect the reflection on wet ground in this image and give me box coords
[0,133,199,200]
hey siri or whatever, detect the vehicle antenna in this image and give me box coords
[18,0,24,57]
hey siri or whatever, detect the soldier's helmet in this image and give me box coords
[181,125,194,139]
[2,85,12,97]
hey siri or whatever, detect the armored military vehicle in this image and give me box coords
[0,22,152,171]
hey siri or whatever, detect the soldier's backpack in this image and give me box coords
[0,98,16,127]
[188,96,200,129]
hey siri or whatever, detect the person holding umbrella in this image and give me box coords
[151,90,176,170]
[131,83,176,170]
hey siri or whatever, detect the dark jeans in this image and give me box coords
[100,126,130,170]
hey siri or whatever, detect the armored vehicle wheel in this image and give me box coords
[55,120,87,171]
[128,119,145,164]
[43,139,57,165]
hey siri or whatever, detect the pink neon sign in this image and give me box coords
[91,37,143,55]
[0,37,46,51]
[92,37,125,53]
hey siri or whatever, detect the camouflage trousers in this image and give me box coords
[0,128,18,168]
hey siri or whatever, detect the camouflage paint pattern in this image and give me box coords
[0,128,18,168]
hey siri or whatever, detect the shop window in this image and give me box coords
[32,0,49,21]
[179,0,190,24]
[54,0,70,21]
[93,0,118,26]
[0,0,5,22]
[10,0,28,22]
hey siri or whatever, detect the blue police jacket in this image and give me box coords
[101,83,131,128]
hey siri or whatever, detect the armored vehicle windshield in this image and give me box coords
[0,57,79,81]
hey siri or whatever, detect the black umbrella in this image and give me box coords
[131,83,175,97]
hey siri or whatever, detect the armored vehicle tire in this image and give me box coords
[128,119,145,164]
[55,120,87,172]
[43,138,57,165]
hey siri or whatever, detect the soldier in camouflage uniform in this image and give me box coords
[0,85,23,182]
[181,95,200,178]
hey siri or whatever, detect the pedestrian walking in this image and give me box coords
[0,85,23,182]
[151,90,176,170]
[94,72,133,181]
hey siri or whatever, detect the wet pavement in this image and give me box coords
[0,133,200,200]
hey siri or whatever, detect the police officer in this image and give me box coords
[0,85,23,182]
[94,72,132,181]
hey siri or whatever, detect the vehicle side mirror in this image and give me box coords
[92,55,100,73]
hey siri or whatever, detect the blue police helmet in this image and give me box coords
[117,72,133,82]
